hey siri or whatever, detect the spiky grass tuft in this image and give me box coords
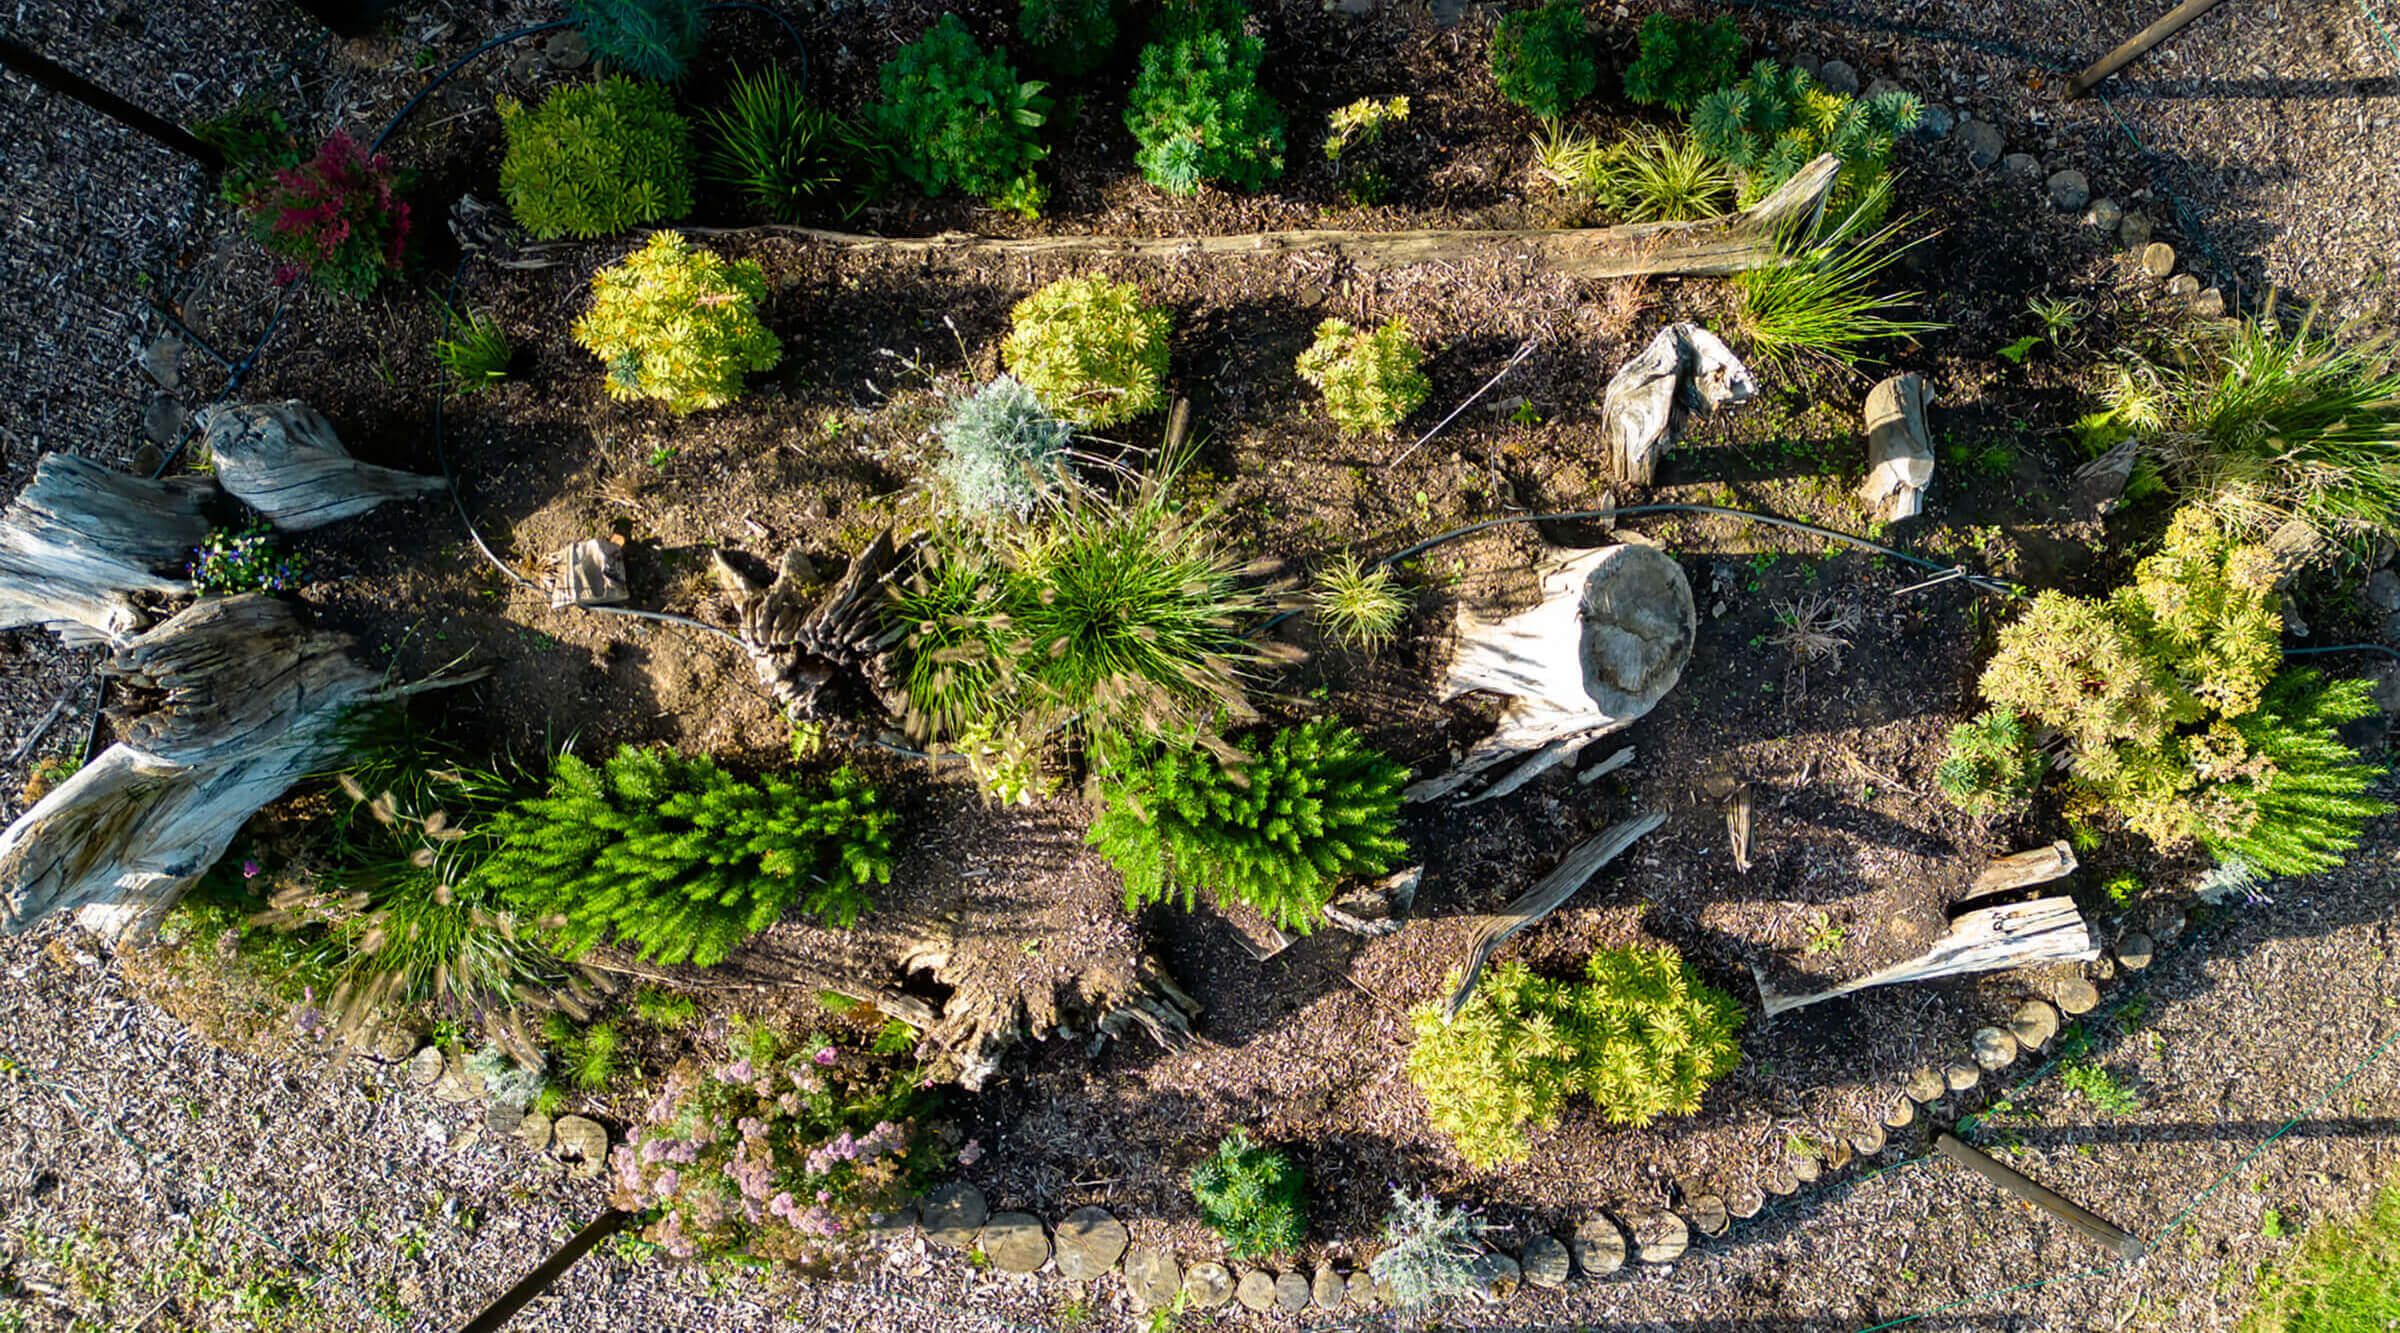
[434,303,512,394]
[1733,180,1940,372]
[1311,552,1408,652]
[702,66,845,222]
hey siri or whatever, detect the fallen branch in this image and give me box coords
[1444,813,1667,1019]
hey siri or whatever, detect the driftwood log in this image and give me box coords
[713,530,913,720]
[1444,813,1668,1019]
[550,537,629,609]
[684,154,1842,281]
[200,401,446,531]
[1602,323,1756,486]
[1858,372,1936,523]
[1753,894,2100,1019]
[0,454,213,645]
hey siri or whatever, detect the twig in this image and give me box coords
[1389,339,1538,467]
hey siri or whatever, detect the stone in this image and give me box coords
[2192,287,2225,317]
[486,1101,524,1136]
[2383,610,2400,646]
[1820,59,1860,94]
[406,1045,444,1087]
[979,1213,1049,1273]
[1915,103,1953,139]
[2142,241,2178,277]
[550,1115,608,1178]
[2166,273,2201,298]
[1052,1206,1128,1281]
[1333,0,1374,12]
[1186,1262,1233,1308]
[2009,1001,2059,1050]
[1521,1235,1570,1287]
[1945,1060,1982,1092]
[2046,169,2090,211]
[1907,1067,1948,1103]
[542,30,588,68]
[2002,152,2042,177]
[1726,1183,1765,1219]
[142,396,184,448]
[1313,1261,1344,1307]
[2120,210,2154,248]
[1791,53,1824,80]
[1572,1216,1626,1275]
[922,1182,988,1249]
[2366,570,2400,613]
[1959,118,2004,169]
[2150,908,2186,943]
[1470,1252,1521,1301]
[1235,1269,1276,1312]
[1430,0,1465,26]
[2116,932,2153,970]
[1688,1195,1730,1236]
[1274,1270,1311,1312]
[140,337,182,392]
[1765,1164,1798,1195]
[1973,1025,2021,1070]
[1347,1270,1383,1308]
[1632,1210,1689,1264]
[2057,977,2101,1014]
[1865,76,1900,100]
[1885,1098,1917,1130]
[367,1025,418,1062]
[863,1207,917,1242]
[129,443,165,476]
[1125,1249,1181,1312]
[1849,1122,1887,1156]
[516,1110,552,1153]
[2084,197,2122,231]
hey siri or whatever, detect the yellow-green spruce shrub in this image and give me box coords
[573,232,782,414]
[497,75,694,239]
[1000,275,1170,429]
[1295,317,1431,436]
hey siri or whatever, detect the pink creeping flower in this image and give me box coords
[813,1047,837,1066]
[957,1139,984,1167]
[242,860,262,879]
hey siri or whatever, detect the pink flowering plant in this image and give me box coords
[608,1021,945,1262]
[246,131,412,297]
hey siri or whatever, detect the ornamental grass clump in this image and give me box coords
[1407,945,1744,1168]
[1732,180,1939,372]
[1368,1189,1488,1310]
[433,304,512,393]
[1591,129,1738,222]
[934,374,1077,519]
[1962,505,2389,876]
[497,76,694,240]
[567,0,707,82]
[247,131,410,296]
[1490,2,1597,120]
[1622,14,1744,112]
[868,15,1049,211]
[1090,718,1409,934]
[573,232,782,414]
[480,745,897,967]
[1311,552,1408,652]
[1295,317,1431,436]
[702,66,846,222]
[1001,275,1171,428]
[1188,1130,1306,1260]
[1691,59,1921,228]
[1125,9,1285,196]
[610,1023,946,1260]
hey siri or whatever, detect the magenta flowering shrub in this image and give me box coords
[247,131,411,297]
[608,1025,944,1261]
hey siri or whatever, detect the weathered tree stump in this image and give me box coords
[1857,373,1936,523]
[200,402,445,531]
[1601,323,1755,486]
[715,532,911,722]
[0,453,213,645]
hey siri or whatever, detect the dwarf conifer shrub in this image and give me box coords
[498,77,694,240]
[1295,317,1431,436]
[1188,1130,1305,1260]
[703,66,846,222]
[481,746,897,967]
[567,0,707,82]
[1408,946,1744,1167]
[1001,275,1171,428]
[573,232,782,414]
[1935,709,2044,817]
[248,131,410,296]
[1092,718,1408,933]
[1125,19,1285,195]
[1020,0,1117,77]
[1490,2,1597,121]
[1691,60,1919,228]
[869,15,1049,209]
[1368,1189,1488,1310]
[1622,14,1743,112]
[935,375,1076,519]
[1972,506,2389,875]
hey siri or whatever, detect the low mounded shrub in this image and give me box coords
[481,745,898,967]
[1408,946,1744,1167]
[1295,317,1431,436]
[498,76,694,240]
[1019,0,1118,77]
[1188,1129,1305,1260]
[1690,59,1920,228]
[573,232,783,415]
[703,65,846,223]
[1001,275,1171,428]
[1125,20,1285,195]
[1090,718,1410,934]
[868,15,1049,211]
[567,0,707,83]
[935,374,1076,519]
[1935,708,2044,817]
[1490,2,1598,121]
[1622,14,1744,112]
[248,131,410,296]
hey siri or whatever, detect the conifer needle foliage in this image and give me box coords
[868,15,1049,209]
[497,76,694,240]
[1188,1130,1306,1260]
[1690,59,1920,229]
[1621,14,1744,112]
[567,0,708,83]
[1090,719,1409,934]
[1489,2,1598,121]
[573,232,782,414]
[482,746,897,968]
[1125,10,1286,196]
[1407,946,1744,1168]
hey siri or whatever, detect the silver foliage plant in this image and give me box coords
[1368,1187,1489,1309]
[935,374,1076,519]
[465,1044,550,1110]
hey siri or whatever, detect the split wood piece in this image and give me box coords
[2010,1000,2060,1050]
[1725,1183,1764,1219]
[1441,813,1668,1019]
[199,402,445,531]
[1601,322,1756,486]
[1630,1210,1689,1264]
[0,596,397,938]
[550,537,629,609]
[1185,1262,1233,1309]
[2115,932,2153,970]
[1520,1236,1570,1288]
[1858,372,1936,523]
[922,1182,987,1249]
[1945,1061,1981,1093]
[0,453,214,645]
[1790,1152,1821,1184]
[1405,542,1695,804]
[1972,1025,2021,1070]
[1456,729,1608,806]
[1884,1098,1917,1130]
[1820,1137,1854,1172]
[2074,438,2141,516]
[1578,745,1636,784]
[1052,1206,1128,1282]
[1323,865,1417,937]
[1933,1133,2147,1260]
[715,530,913,721]
[1848,1121,1887,1157]
[1686,1195,1730,1237]
[1764,1164,1798,1196]
[1906,1067,1948,1103]
[1726,783,1753,873]
[1966,841,2079,899]
[1571,1215,1627,1275]
[450,193,574,270]
[689,154,1842,281]
[1234,1269,1275,1312]
[1126,1250,1182,1313]
[1753,894,2099,1018]
[2055,977,2101,1014]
